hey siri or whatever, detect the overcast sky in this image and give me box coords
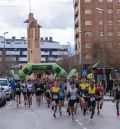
[0,0,74,45]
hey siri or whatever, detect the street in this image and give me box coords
[0,97,119,129]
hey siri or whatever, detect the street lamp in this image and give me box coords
[67,42,72,71]
[96,8,107,90]
[3,32,9,61]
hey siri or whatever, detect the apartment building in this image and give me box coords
[73,0,120,65]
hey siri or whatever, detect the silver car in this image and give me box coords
[0,86,6,106]
[0,78,12,101]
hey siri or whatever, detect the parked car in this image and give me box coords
[0,78,12,101]
[0,85,6,106]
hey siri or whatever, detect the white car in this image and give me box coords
[0,78,12,100]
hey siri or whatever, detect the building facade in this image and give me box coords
[73,0,120,65]
[0,36,69,64]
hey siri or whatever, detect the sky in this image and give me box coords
[0,0,74,46]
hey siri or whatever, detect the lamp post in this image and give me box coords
[96,8,107,90]
[3,32,9,61]
[78,31,83,77]
[67,42,72,71]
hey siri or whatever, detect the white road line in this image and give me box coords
[83,128,87,129]
[78,122,83,126]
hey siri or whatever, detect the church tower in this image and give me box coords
[24,13,41,63]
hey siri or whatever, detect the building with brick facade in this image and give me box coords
[73,0,120,66]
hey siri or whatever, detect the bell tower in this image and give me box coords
[24,13,41,63]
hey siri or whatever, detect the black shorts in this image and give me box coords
[115,95,120,100]
[96,96,103,101]
[36,91,42,96]
[27,92,32,97]
[69,100,76,107]
[23,92,27,96]
[16,91,21,96]
[89,101,96,108]
[88,97,96,108]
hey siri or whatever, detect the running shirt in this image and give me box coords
[88,86,96,102]
[59,86,65,99]
[96,86,104,96]
[27,83,33,92]
[69,88,77,101]
[51,87,60,100]
[16,84,21,92]
[79,83,88,97]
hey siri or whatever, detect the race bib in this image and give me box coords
[37,88,41,91]
[90,97,95,102]
[53,95,58,99]
[82,94,86,97]
[70,94,76,100]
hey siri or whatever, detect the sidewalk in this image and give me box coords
[104,95,114,101]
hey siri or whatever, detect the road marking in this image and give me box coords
[75,118,87,129]
[78,122,83,126]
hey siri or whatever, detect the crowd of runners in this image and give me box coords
[12,77,120,120]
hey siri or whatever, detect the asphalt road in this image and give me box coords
[0,96,120,129]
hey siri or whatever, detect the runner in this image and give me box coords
[88,81,96,120]
[79,79,89,116]
[51,81,60,118]
[15,80,21,107]
[59,82,65,116]
[35,80,43,106]
[68,82,77,120]
[96,82,104,115]
[113,78,120,116]
[44,81,51,108]
[22,80,28,106]
[27,79,33,108]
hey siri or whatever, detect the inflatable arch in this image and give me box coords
[18,63,66,79]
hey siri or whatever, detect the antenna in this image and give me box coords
[28,0,31,13]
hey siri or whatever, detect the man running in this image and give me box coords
[79,79,89,116]
[51,81,60,118]
[96,82,104,115]
[15,80,21,107]
[59,82,65,116]
[27,79,33,107]
[68,82,77,120]
[113,78,120,116]
[88,81,96,120]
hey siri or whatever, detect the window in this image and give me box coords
[107,0,112,2]
[117,20,120,25]
[85,55,92,59]
[107,9,113,14]
[117,9,120,13]
[108,43,113,48]
[99,32,103,37]
[85,43,92,48]
[98,0,103,2]
[85,9,92,14]
[117,32,120,36]
[85,20,92,25]
[99,20,103,25]
[108,32,113,36]
[108,20,113,25]
[84,0,91,2]
[85,32,92,37]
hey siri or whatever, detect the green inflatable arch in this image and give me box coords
[18,63,66,79]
